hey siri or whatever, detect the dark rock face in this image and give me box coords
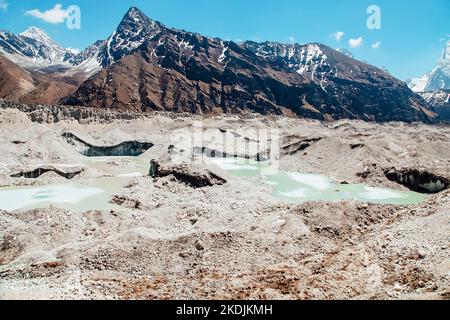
[62,7,434,123]
[11,166,83,179]
[385,168,449,194]
[62,132,153,157]
[281,137,322,155]
[193,147,267,162]
[150,158,227,188]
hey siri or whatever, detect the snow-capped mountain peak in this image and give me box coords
[106,7,161,64]
[0,26,75,70]
[122,6,155,26]
[408,40,450,92]
[20,27,55,45]
[69,6,163,76]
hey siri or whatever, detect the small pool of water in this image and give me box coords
[0,178,128,212]
[0,156,150,212]
[211,158,426,205]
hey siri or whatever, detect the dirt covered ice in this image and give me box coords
[0,105,449,300]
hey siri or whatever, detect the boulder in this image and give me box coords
[149,157,227,188]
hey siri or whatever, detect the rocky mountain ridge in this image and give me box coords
[0,7,436,123]
[62,7,434,122]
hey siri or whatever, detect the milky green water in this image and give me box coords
[0,156,426,212]
[0,157,149,212]
[0,178,123,212]
[211,158,426,205]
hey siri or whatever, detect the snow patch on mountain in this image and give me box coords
[296,44,328,79]
[421,90,450,106]
[243,41,338,92]
[218,41,228,63]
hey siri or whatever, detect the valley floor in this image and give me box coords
[0,105,449,300]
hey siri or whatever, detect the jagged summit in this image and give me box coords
[69,6,162,73]
[126,6,144,15]
[119,6,158,29]
[64,7,162,76]
[108,5,162,64]
[124,6,147,18]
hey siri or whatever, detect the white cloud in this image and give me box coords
[288,36,296,44]
[371,41,381,49]
[25,4,69,24]
[66,47,80,54]
[330,31,345,42]
[0,0,8,12]
[349,37,363,48]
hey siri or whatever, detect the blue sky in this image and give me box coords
[0,0,448,80]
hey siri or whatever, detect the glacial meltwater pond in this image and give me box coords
[0,156,426,212]
[0,181,117,212]
[211,158,426,205]
[0,157,149,212]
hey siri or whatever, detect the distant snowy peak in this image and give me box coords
[408,74,429,93]
[408,41,450,92]
[0,27,75,69]
[20,27,57,46]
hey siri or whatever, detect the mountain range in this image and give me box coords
[0,7,436,123]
